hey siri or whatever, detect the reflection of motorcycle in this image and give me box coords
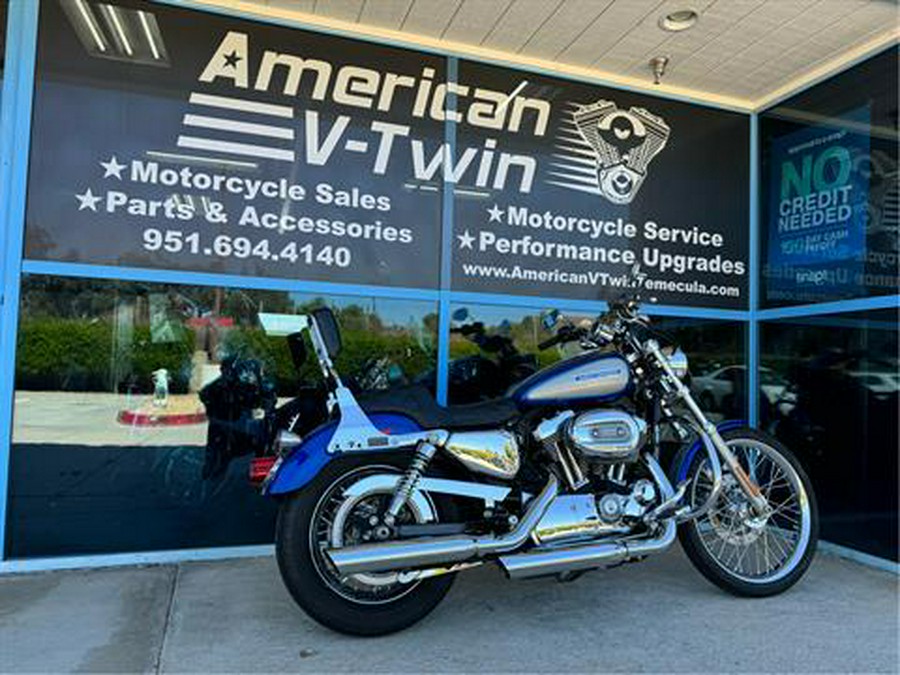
[221,271,818,636]
[353,356,408,392]
[200,346,327,479]
[417,309,538,404]
[201,346,413,479]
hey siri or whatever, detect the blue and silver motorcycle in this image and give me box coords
[247,287,818,636]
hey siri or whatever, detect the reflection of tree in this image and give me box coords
[221,301,435,396]
[449,312,559,368]
[448,309,743,376]
[16,317,194,393]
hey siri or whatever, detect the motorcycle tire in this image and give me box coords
[673,426,819,598]
[275,453,457,636]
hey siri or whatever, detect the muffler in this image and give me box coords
[326,475,559,576]
[498,517,676,579]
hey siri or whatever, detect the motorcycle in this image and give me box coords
[246,281,819,636]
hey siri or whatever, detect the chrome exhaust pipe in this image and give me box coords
[498,514,676,579]
[326,475,559,576]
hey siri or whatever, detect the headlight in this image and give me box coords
[664,347,689,379]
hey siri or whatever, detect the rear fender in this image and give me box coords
[673,419,746,483]
[264,412,422,496]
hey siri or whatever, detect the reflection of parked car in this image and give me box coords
[691,365,790,413]
[846,370,900,396]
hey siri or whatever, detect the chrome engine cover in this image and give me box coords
[444,429,520,480]
[565,410,647,463]
[531,494,629,545]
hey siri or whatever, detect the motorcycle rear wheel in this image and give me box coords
[275,454,457,636]
[675,427,819,597]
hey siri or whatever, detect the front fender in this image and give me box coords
[673,419,746,483]
[264,412,422,496]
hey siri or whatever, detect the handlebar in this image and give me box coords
[538,324,586,351]
[537,334,563,351]
[539,292,653,352]
[451,322,485,337]
[537,265,663,351]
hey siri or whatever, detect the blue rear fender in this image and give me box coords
[264,412,422,496]
[674,419,746,483]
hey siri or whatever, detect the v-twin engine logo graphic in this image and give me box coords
[549,100,671,205]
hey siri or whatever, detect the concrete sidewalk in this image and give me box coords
[0,547,896,673]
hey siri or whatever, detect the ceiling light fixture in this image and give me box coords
[138,10,160,60]
[73,0,108,52]
[105,5,133,56]
[659,9,699,32]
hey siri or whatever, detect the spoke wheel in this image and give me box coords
[677,427,818,596]
[309,465,435,605]
[275,453,458,635]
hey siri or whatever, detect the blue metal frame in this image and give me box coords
[758,294,900,321]
[21,259,442,301]
[0,0,898,569]
[446,290,750,321]
[747,114,760,426]
[0,0,39,561]
[435,57,459,406]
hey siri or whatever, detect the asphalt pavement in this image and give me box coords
[0,546,896,673]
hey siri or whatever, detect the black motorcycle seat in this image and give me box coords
[359,384,518,430]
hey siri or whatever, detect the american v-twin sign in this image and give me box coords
[191,31,670,203]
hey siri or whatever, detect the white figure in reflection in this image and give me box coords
[152,368,170,408]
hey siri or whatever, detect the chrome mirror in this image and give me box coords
[541,309,560,331]
[452,307,469,322]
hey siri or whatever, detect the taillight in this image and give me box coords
[249,456,277,486]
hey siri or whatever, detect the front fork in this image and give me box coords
[645,341,769,517]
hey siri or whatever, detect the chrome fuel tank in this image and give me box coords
[511,352,630,408]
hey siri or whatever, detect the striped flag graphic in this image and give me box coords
[176,92,297,163]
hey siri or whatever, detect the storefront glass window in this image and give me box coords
[25,0,445,289]
[760,48,899,307]
[448,303,745,420]
[6,275,436,558]
[452,60,750,311]
[761,309,898,560]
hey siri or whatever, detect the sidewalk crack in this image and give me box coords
[154,564,180,675]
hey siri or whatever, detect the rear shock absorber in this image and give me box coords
[383,441,437,525]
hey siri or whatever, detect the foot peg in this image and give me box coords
[643,480,688,523]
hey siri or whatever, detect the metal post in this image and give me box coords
[748,113,760,427]
[0,0,40,560]
[435,57,458,406]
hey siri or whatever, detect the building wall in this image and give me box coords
[0,0,896,565]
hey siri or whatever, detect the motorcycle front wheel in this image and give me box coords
[675,427,819,597]
[275,454,457,636]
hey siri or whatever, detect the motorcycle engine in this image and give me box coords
[564,410,647,464]
[530,410,657,546]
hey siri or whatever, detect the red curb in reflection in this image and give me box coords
[117,410,208,426]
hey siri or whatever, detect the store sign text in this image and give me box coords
[197,31,550,193]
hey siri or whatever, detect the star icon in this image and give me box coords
[223,50,242,68]
[100,156,126,180]
[487,204,504,222]
[457,229,475,249]
[75,188,102,211]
